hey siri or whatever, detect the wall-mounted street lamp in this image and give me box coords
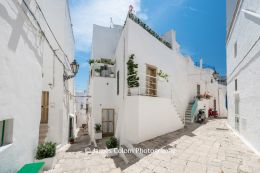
[64,59,79,80]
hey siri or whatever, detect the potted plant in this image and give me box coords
[94,68,101,76]
[95,123,102,140]
[127,54,139,95]
[106,137,119,157]
[69,136,75,144]
[110,72,115,78]
[35,142,56,171]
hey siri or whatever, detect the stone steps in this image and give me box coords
[185,102,194,123]
[39,123,48,144]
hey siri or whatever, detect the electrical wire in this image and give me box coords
[34,0,73,72]
[21,0,76,96]
[21,0,69,71]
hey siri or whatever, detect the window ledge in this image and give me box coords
[0,143,13,153]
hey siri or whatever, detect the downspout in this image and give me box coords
[1,120,5,146]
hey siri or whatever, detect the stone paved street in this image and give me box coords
[46,119,260,173]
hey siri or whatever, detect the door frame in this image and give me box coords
[197,84,200,96]
[40,91,49,124]
[102,109,115,137]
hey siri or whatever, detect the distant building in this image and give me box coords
[87,11,227,146]
[0,0,76,172]
[75,91,87,129]
[226,0,260,154]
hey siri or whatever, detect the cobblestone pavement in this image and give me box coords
[47,119,260,173]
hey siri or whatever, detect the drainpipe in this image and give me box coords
[1,120,5,146]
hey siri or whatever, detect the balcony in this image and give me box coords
[127,73,171,98]
[91,59,116,78]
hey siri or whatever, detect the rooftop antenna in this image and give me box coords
[110,17,114,28]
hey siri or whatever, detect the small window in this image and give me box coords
[235,79,238,91]
[117,71,119,95]
[0,119,14,147]
[234,42,237,58]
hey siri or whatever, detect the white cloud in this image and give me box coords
[70,0,146,52]
[188,6,199,12]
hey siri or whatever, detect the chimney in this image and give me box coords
[199,57,203,69]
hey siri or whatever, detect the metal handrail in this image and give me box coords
[191,99,198,122]
[127,73,170,97]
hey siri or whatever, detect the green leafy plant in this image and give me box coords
[106,137,118,149]
[95,68,101,73]
[36,142,56,160]
[94,58,115,65]
[88,59,94,65]
[95,123,102,133]
[158,70,169,82]
[127,54,139,88]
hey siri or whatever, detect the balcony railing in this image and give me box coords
[92,63,115,78]
[127,73,171,98]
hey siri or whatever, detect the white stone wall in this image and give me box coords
[227,0,260,153]
[0,0,75,172]
[0,1,42,172]
[38,0,75,146]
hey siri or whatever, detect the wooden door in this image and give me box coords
[102,109,114,136]
[146,65,157,96]
[41,91,49,123]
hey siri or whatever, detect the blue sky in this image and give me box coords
[69,0,226,91]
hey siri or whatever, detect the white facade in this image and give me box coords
[0,0,75,172]
[87,12,227,145]
[75,91,87,129]
[226,0,260,154]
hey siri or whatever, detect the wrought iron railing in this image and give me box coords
[92,63,115,78]
[127,73,171,98]
[191,99,198,122]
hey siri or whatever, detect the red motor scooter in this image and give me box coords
[208,108,219,118]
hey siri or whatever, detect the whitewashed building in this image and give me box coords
[87,11,227,146]
[226,0,260,154]
[75,91,87,129]
[0,0,76,172]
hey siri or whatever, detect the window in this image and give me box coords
[117,71,119,95]
[234,42,237,58]
[0,119,14,147]
[235,79,238,91]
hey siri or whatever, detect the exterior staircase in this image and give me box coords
[185,102,194,124]
[39,123,48,144]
